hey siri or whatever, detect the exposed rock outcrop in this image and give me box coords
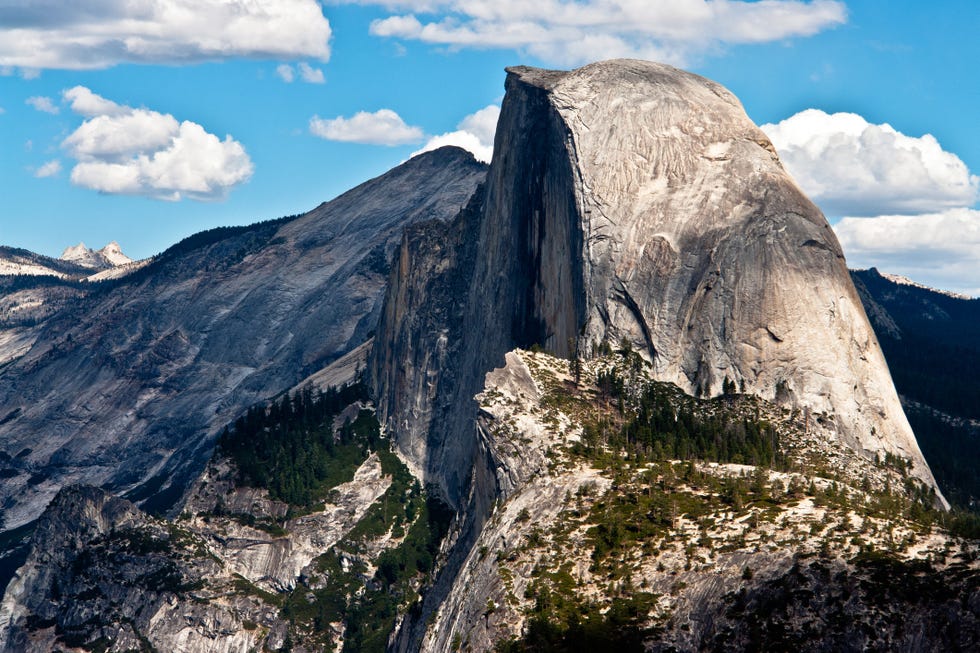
[371,60,943,507]
[0,485,278,653]
[182,453,391,592]
[421,349,979,652]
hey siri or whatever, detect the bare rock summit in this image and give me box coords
[373,59,943,505]
[59,241,133,269]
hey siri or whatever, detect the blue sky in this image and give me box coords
[1,1,978,294]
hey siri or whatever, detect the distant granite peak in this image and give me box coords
[59,241,133,269]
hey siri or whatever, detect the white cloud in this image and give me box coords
[61,87,253,201]
[64,111,180,162]
[276,64,296,83]
[412,104,500,163]
[298,62,325,84]
[0,0,331,70]
[0,106,5,114]
[834,208,980,297]
[63,85,128,117]
[352,0,847,66]
[310,109,424,145]
[762,109,979,216]
[458,104,500,147]
[277,62,325,84]
[34,160,62,178]
[25,96,58,114]
[412,130,493,163]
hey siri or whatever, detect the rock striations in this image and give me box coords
[372,59,943,507]
[0,147,486,531]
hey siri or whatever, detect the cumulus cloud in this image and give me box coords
[0,0,331,70]
[411,104,500,163]
[34,160,62,178]
[762,109,979,217]
[60,87,253,201]
[834,209,980,297]
[310,109,424,145]
[25,96,58,114]
[63,86,128,117]
[350,0,847,65]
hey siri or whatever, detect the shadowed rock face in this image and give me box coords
[0,485,280,653]
[0,147,487,530]
[372,60,943,509]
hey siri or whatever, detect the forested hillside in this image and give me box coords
[852,268,980,510]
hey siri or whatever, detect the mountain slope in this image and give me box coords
[852,268,980,509]
[4,350,975,653]
[0,147,486,532]
[0,247,92,279]
[423,349,978,652]
[0,388,453,653]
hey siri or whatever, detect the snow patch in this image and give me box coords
[879,271,973,300]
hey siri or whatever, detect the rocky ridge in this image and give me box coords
[0,247,91,280]
[0,485,276,653]
[423,349,978,652]
[0,147,486,531]
[0,388,456,652]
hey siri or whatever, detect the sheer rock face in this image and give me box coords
[0,147,487,531]
[372,59,942,508]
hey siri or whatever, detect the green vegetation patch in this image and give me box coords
[240,400,456,653]
[217,383,372,509]
[501,561,660,653]
[570,361,783,469]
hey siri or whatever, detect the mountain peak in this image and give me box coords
[372,57,945,507]
[98,241,133,266]
[58,240,132,269]
[59,242,90,261]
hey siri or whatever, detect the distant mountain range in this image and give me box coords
[60,241,133,269]
[0,241,133,279]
